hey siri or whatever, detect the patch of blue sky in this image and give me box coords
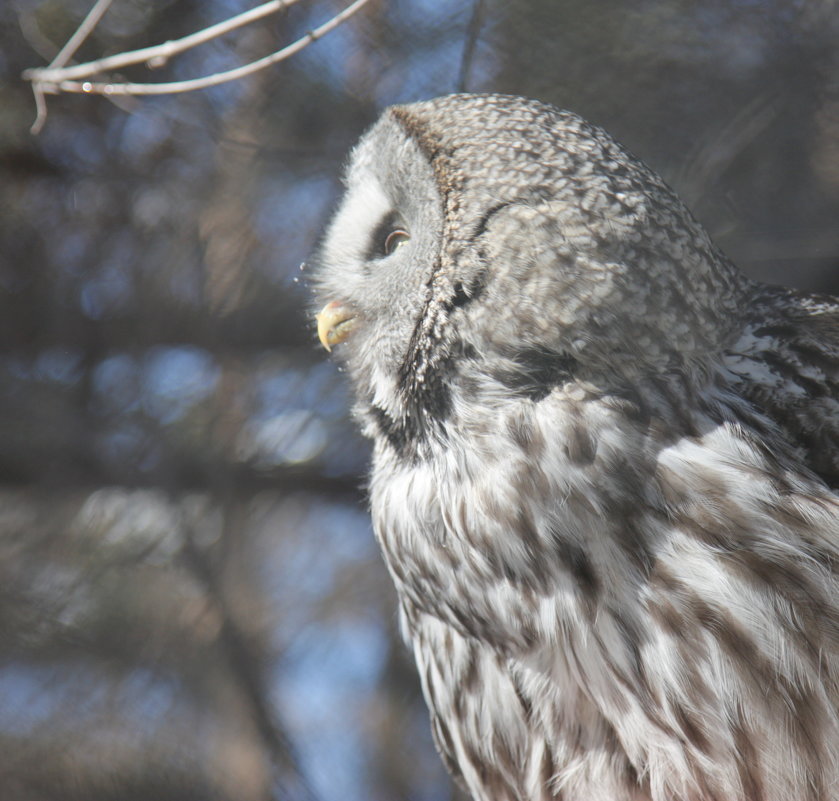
[117,667,180,729]
[0,665,70,732]
[259,498,374,627]
[253,362,345,419]
[77,488,182,560]
[80,264,134,320]
[41,118,108,170]
[34,348,83,385]
[0,663,180,736]
[253,174,336,283]
[370,35,469,107]
[92,354,141,414]
[109,110,175,167]
[242,409,328,466]
[274,618,389,800]
[141,345,220,424]
[244,362,363,469]
[50,228,89,279]
[95,420,152,466]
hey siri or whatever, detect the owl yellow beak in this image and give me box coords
[316,301,357,352]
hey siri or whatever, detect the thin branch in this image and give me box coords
[23,0,373,101]
[30,86,48,135]
[50,0,114,70]
[24,0,302,87]
[181,515,324,801]
[26,0,115,134]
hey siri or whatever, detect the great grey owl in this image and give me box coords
[312,93,839,801]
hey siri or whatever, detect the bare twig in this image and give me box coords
[50,0,114,70]
[31,87,48,136]
[181,511,324,801]
[23,0,374,131]
[27,0,115,134]
[25,0,302,87]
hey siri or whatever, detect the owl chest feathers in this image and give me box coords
[370,370,738,646]
[371,382,637,644]
[369,371,839,801]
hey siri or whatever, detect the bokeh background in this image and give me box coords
[2,1,839,799]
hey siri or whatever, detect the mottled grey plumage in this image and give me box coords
[313,93,839,801]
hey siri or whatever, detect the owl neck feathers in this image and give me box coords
[363,326,733,465]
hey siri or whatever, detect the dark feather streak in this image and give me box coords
[492,346,577,401]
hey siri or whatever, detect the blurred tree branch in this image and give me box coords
[181,510,323,801]
[23,0,375,134]
[457,0,485,93]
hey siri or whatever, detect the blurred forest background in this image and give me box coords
[2,1,839,799]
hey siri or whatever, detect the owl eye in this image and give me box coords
[383,229,410,255]
[367,212,410,261]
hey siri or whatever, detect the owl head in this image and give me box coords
[313,94,746,450]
